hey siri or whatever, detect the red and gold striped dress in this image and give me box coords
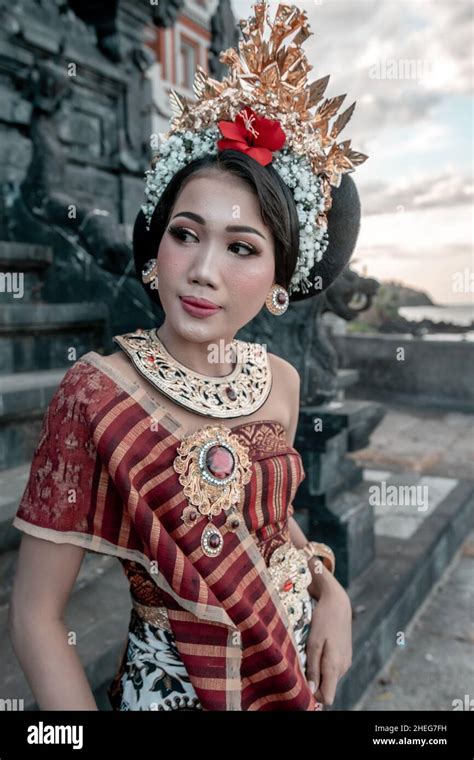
[13,353,322,711]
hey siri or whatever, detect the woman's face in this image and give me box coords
[155,170,276,345]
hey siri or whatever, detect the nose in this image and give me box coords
[187,242,222,290]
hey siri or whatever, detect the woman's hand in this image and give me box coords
[286,517,353,706]
[305,573,353,707]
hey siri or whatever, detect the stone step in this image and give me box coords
[297,400,386,449]
[295,472,374,587]
[0,554,130,710]
[0,465,30,553]
[311,456,363,502]
[296,419,363,500]
[0,368,66,470]
[0,242,53,303]
[334,479,474,710]
[0,302,108,373]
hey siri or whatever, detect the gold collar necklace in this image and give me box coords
[113,328,272,419]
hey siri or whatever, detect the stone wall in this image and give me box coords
[0,0,165,341]
[331,333,474,411]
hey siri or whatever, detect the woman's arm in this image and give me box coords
[288,516,337,599]
[283,359,345,599]
[283,358,352,705]
[8,533,99,710]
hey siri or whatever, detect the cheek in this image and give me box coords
[225,262,273,303]
[156,240,187,280]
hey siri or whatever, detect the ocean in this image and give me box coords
[399,304,474,326]
[398,304,474,341]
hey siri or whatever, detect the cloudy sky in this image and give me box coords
[230,0,473,304]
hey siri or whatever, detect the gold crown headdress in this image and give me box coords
[142,1,368,296]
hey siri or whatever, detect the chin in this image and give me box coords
[171,315,220,344]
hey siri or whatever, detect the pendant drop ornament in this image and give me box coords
[201,521,224,557]
[174,425,253,558]
[225,509,242,532]
[181,505,199,527]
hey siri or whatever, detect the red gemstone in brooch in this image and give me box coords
[173,425,253,557]
[205,445,235,479]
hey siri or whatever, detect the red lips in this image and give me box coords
[181,296,221,310]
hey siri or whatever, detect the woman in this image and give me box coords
[8,1,365,711]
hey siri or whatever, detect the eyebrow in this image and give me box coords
[171,211,267,240]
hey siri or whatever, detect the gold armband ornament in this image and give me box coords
[301,541,336,576]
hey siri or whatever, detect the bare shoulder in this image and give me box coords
[267,352,300,444]
[267,352,300,392]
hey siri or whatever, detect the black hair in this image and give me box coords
[133,149,300,307]
[289,171,362,302]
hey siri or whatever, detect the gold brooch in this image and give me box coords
[173,425,253,557]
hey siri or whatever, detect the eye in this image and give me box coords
[229,241,259,257]
[168,225,198,243]
[168,226,258,257]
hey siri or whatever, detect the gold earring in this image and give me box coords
[142,259,159,290]
[265,283,289,315]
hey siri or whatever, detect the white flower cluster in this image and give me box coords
[272,148,328,295]
[141,127,329,296]
[141,128,219,226]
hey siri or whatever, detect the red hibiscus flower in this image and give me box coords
[217,107,286,166]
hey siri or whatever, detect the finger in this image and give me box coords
[310,641,325,702]
[305,642,323,695]
[306,666,320,696]
[319,662,339,706]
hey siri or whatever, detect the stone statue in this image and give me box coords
[16,59,131,276]
[67,0,185,62]
[209,0,241,80]
[325,266,379,321]
[150,0,186,29]
[239,268,379,405]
